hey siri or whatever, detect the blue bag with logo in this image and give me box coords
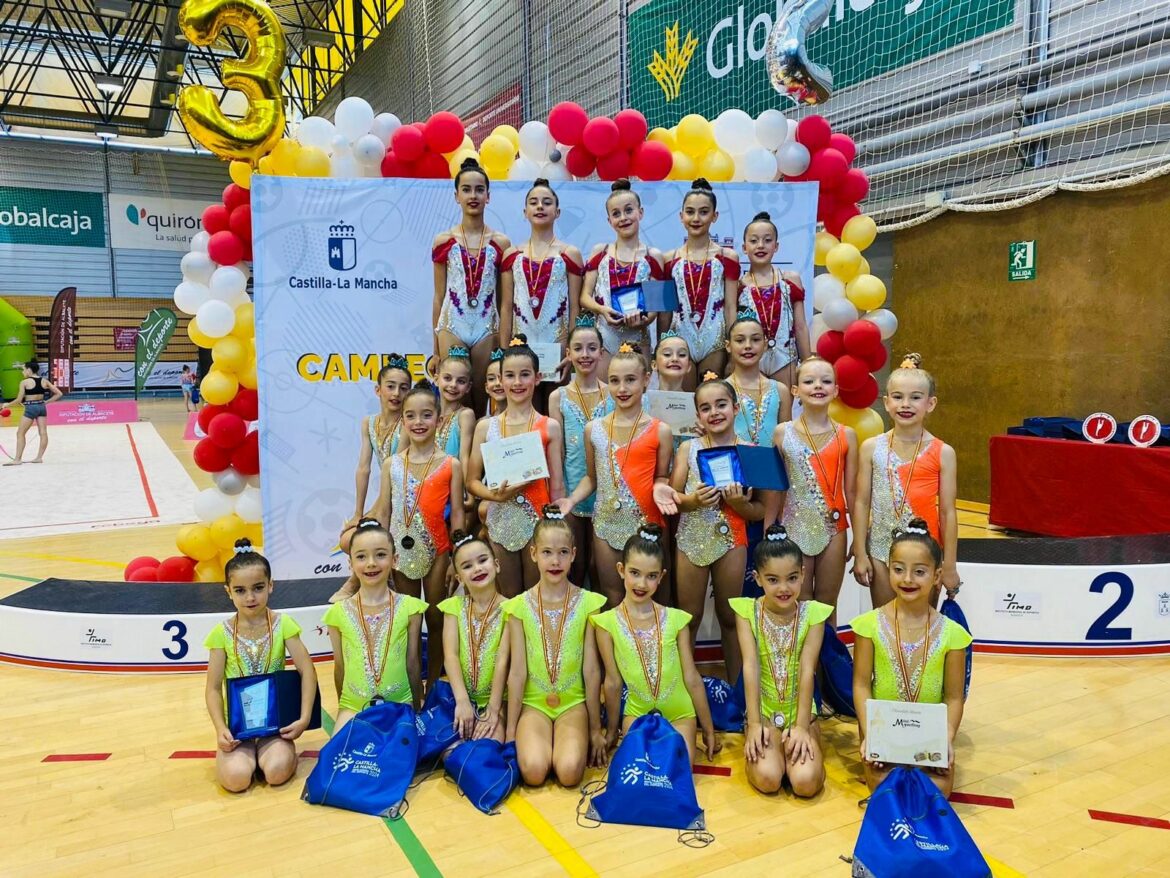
[581,713,706,836]
[939,597,973,699]
[302,701,418,817]
[817,622,857,718]
[852,767,990,877]
[703,675,745,732]
[415,679,459,766]
[444,739,520,814]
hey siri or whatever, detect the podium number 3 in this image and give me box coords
[1086,572,1133,641]
[162,619,189,660]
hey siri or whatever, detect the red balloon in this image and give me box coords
[228,204,251,243]
[231,430,260,476]
[828,133,856,165]
[834,354,870,392]
[156,556,197,583]
[808,148,848,189]
[564,145,597,178]
[423,111,465,154]
[197,403,227,434]
[207,231,244,266]
[124,556,161,580]
[548,101,589,146]
[861,343,888,372]
[228,388,259,422]
[208,412,247,449]
[410,121,426,132]
[194,437,233,473]
[380,150,416,178]
[795,115,832,152]
[128,566,159,582]
[582,117,621,157]
[837,168,870,204]
[242,241,253,263]
[417,151,450,179]
[816,330,846,363]
[614,109,649,150]
[202,204,230,235]
[838,374,879,409]
[843,319,883,357]
[816,194,839,224]
[391,125,426,162]
[1,408,11,418]
[631,141,672,181]
[222,182,249,213]
[596,149,632,182]
[825,202,861,237]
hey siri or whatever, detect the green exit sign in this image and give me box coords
[1009,241,1036,281]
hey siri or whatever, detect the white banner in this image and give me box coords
[72,360,189,389]
[108,193,207,251]
[252,177,818,580]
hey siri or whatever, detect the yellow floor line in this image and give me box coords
[987,854,1027,877]
[0,549,126,568]
[506,793,599,878]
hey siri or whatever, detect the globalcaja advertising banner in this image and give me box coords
[251,176,817,580]
[0,186,105,248]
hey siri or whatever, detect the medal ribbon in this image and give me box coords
[459,224,489,304]
[887,430,926,524]
[749,269,783,342]
[801,416,843,521]
[536,586,571,690]
[401,447,439,540]
[232,608,273,676]
[758,600,799,709]
[893,604,930,703]
[622,603,663,702]
[357,592,396,694]
[606,409,644,502]
[466,594,499,694]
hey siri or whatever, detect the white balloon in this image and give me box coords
[190,230,210,253]
[214,468,247,496]
[518,121,555,162]
[864,308,899,340]
[786,119,799,141]
[194,486,235,522]
[230,289,252,309]
[246,474,261,488]
[208,265,247,302]
[713,108,757,155]
[352,133,386,166]
[180,250,215,285]
[821,297,860,331]
[541,160,571,182]
[508,156,542,181]
[755,109,789,151]
[330,133,351,152]
[812,273,846,311]
[334,96,375,141]
[232,261,251,280]
[173,281,210,316]
[234,487,263,524]
[741,147,778,183]
[370,112,403,146]
[296,116,335,151]
[330,150,360,178]
[195,299,235,338]
[810,313,829,344]
[777,141,811,177]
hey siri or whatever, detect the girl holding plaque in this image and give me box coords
[660,179,741,386]
[669,373,766,684]
[504,509,607,786]
[731,525,830,797]
[204,541,318,792]
[726,310,791,447]
[433,157,511,414]
[466,336,566,595]
[852,520,971,796]
[440,530,511,743]
[323,520,427,732]
[580,179,664,359]
[591,523,719,765]
[771,357,858,623]
[737,212,809,387]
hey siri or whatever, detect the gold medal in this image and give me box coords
[546,693,561,709]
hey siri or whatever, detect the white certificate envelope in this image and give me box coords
[866,699,949,769]
[646,390,698,437]
[529,342,562,383]
[482,431,549,489]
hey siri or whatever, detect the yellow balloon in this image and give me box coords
[826,243,864,283]
[176,0,285,161]
[237,360,258,390]
[841,214,878,251]
[187,319,215,349]
[194,559,222,583]
[813,231,838,267]
[257,155,274,175]
[669,150,696,181]
[676,114,715,158]
[448,148,478,178]
[212,336,248,373]
[229,160,253,190]
[491,125,520,151]
[858,256,871,276]
[295,145,330,177]
[201,369,239,406]
[270,138,300,176]
[459,134,475,152]
[698,148,734,183]
[177,524,219,562]
[648,127,675,151]
[244,522,264,545]
[480,134,515,169]
[828,399,863,429]
[846,274,887,312]
[231,302,255,339]
[211,513,248,550]
[853,407,886,444]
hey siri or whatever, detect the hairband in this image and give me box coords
[897,525,929,536]
[657,327,682,342]
[638,528,659,543]
[387,354,410,371]
[489,348,504,363]
[542,506,565,521]
[447,345,470,360]
[617,342,635,353]
[452,531,477,549]
[356,518,383,531]
[701,370,720,382]
[508,337,526,348]
[234,544,254,555]
[899,356,920,369]
[736,307,760,322]
[765,527,788,542]
[574,314,597,328]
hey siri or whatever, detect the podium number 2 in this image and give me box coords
[1085,572,1133,641]
[162,619,189,660]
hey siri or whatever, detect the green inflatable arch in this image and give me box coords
[0,298,33,400]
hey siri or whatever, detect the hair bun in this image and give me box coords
[701,370,720,382]
[533,177,551,188]
[611,178,632,192]
[356,517,383,531]
[617,341,643,355]
[637,522,663,543]
[900,352,923,369]
[764,524,788,542]
[752,210,772,222]
[460,157,481,170]
[509,333,530,347]
[691,177,712,191]
[451,529,476,550]
[233,538,254,554]
[541,504,565,521]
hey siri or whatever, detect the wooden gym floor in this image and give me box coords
[2,401,1169,877]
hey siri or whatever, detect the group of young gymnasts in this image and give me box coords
[203,160,973,809]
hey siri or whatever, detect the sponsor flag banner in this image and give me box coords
[0,186,105,248]
[251,176,817,579]
[134,308,178,397]
[48,285,77,392]
[107,193,209,252]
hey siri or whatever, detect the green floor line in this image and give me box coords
[0,572,41,582]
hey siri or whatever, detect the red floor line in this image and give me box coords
[692,764,731,777]
[170,750,217,759]
[1088,809,1170,830]
[299,750,320,758]
[42,753,111,762]
[950,791,1015,809]
[124,423,159,518]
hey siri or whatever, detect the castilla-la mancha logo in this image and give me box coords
[648,21,698,101]
[328,222,357,271]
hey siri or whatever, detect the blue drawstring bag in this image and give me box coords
[703,675,745,732]
[415,679,459,766]
[817,622,857,718]
[302,701,418,817]
[444,739,520,814]
[580,713,708,843]
[939,597,973,699]
[851,767,991,877]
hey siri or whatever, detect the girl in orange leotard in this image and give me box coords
[852,353,959,607]
[556,343,676,607]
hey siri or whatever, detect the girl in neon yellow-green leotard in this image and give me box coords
[591,522,718,767]
[504,508,606,787]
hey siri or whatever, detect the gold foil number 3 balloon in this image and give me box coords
[177,0,286,161]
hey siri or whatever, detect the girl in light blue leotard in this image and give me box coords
[726,309,789,448]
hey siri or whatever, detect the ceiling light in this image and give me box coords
[303,28,335,48]
[97,0,132,18]
[95,124,119,140]
[94,73,125,96]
